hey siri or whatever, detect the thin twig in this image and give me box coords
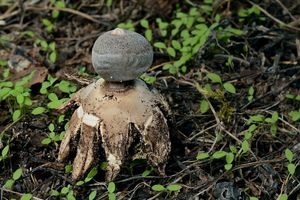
[1,188,43,200]
[248,0,300,32]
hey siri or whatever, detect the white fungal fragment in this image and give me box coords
[82,113,100,127]
[111,28,125,35]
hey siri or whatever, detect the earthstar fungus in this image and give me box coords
[57,28,171,181]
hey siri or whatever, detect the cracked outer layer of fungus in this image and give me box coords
[58,28,171,181]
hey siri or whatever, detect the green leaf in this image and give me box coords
[49,132,55,139]
[162,63,172,70]
[229,145,237,154]
[32,107,46,115]
[47,100,64,109]
[196,152,209,160]
[171,40,181,50]
[224,163,233,171]
[85,167,98,182]
[278,194,288,200]
[17,94,25,105]
[20,193,32,200]
[166,184,182,192]
[13,168,22,180]
[288,163,296,175]
[58,114,65,123]
[42,18,52,27]
[48,93,58,101]
[0,87,11,99]
[167,47,176,57]
[145,30,152,41]
[250,197,259,200]
[48,123,55,132]
[67,191,76,200]
[61,186,69,195]
[13,109,21,122]
[2,145,9,158]
[248,86,254,96]
[212,151,226,159]
[107,182,116,193]
[289,110,300,121]
[52,9,59,18]
[76,181,85,186]
[49,42,56,51]
[55,1,65,8]
[285,148,293,162]
[49,51,57,63]
[248,124,257,133]
[200,100,209,113]
[223,82,236,94]
[100,162,108,170]
[106,0,113,7]
[226,153,234,164]
[248,114,265,124]
[142,169,151,177]
[242,140,250,153]
[154,42,166,49]
[270,124,277,136]
[89,190,97,200]
[50,190,60,196]
[108,193,116,200]
[207,73,222,83]
[24,97,32,106]
[140,19,149,28]
[65,164,72,173]
[4,179,15,189]
[41,138,51,145]
[244,131,252,140]
[41,40,49,50]
[151,184,166,192]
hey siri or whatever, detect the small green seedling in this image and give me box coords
[0,72,34,122]
[47,92,69,109]
[285,148,296,176]
[76,167,98,186]
[151,183,182,193]
[51,0,66,18]
[265,111,279,136]
[248,86,254,101]
[117,20,135,31]
[41,123,64,145]
[107,182,116,200]
[140,19,153,41]
[4,168,23,189]
[50,184,76,200]
[206,72,236,94]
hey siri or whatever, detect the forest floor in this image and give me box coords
[0,0,300,199]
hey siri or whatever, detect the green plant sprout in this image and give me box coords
[35,39,58,63]
[117,20,135,31]
[238,5,266,22]
[50,184,76,200]
[151,183,182,193]
[50,0,66,18]
[107,182,117,200]
[41,123,64,145]
[76,167,98,186]
[0,72,34,122]
[140,19,153,42]
[248,86,254,102]
[4,168,23,189]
